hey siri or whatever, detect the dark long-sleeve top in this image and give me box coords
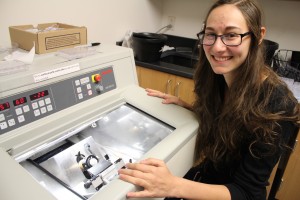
[225,120,296,199]
[166,81,298,200]
[223,83,298,200]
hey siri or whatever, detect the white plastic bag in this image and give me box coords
[122,30,133,48]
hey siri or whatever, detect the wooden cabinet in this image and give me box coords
[275,129,300,199]
[136,66,195,105]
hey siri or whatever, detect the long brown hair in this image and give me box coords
[193,0,300,166]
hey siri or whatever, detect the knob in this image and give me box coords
[93,74,101,82]
[95,85,104,93]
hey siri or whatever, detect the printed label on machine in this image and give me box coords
[33,63,80,83]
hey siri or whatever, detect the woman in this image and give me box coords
[118,0,300,199]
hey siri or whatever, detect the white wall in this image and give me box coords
[160,0,211,39]
[0,0,163,47]
[160,0,300,51]
[261,0,300,51]
[1,0,299,51]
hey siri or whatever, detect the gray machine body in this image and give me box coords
[0,45,198,200]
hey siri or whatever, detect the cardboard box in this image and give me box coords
[9,23,87,54]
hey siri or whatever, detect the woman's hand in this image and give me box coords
[145,88,192,110]
[118,158,179,198]
[119,158,231,200]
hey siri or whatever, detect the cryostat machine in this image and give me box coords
[0,45,198,200]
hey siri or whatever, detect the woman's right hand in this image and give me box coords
[145,88,192,110]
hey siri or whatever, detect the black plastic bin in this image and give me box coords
[263,39,279,66]
[291,50,300,68]
[131,32,168,62]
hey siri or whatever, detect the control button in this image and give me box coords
[75,80,80,86]
[0,121,8,130]
[40,107,47,114]
[88,90,93,96]
[38,100,45,107]
[15,108,23,115]
[45,98,51,105]
[77,87,82,93]
[34,109,41,117]
[78,93,83,99]
[92,74,101,82]
[87,84,91,90]
[32,102,38,109]
[8,119,16,127]
[0,114,5,122]
[47,104,53,112]
[80,77,90,85]
[18,115,25,123]
[23,105,30,113]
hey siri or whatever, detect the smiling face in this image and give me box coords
[203,4,252,85]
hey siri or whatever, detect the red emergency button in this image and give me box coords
[92,74,101,82]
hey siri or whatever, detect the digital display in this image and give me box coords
[30,90,49,101]
[0,102,10,111]
[13,97,27,106]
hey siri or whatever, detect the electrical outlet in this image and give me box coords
[168,16,176,31]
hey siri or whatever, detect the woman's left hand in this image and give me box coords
[118,158,178,198]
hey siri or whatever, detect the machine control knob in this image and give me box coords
[93,74,101,82]
[95,85,104,93]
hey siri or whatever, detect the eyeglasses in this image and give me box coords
[197,31,252,47]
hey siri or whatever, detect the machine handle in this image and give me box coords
[175,81,181,97]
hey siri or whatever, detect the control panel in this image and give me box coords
[0,66,116,135]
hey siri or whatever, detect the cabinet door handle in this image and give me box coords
[165,79,172,94]
[293,139,298,151]
[278,178,284,192]
[175,81,181,97]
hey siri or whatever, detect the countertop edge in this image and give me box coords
[135,60,194,79]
